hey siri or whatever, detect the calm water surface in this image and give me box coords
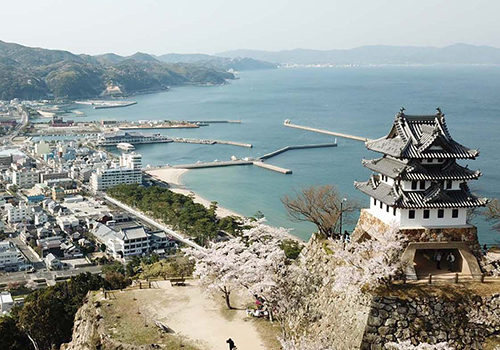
[53,67,500,244]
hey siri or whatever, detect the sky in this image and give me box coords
[1,0,499,56]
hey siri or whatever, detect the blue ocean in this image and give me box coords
[56,67,500,244]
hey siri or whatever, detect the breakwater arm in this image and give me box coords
[284,120,370,142]
[172,138,253,148]
[259,142,337,160]
[187,120,241,124]
[172,160,253,169]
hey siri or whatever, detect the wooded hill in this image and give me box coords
[0,40,274,100]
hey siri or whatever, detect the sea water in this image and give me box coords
[52,66,500,243]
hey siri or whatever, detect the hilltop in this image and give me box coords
[0,40,275,100]
[218,43,500,65]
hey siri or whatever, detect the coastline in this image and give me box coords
[145,168,304,242]
[146,168,243,218]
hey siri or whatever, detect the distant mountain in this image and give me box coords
[156,53,215,63]
[155,53,277,71]
[0,40,235,100]
[218,44,500,65]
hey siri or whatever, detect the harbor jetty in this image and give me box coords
[259,142,337,160]
[187,120,241,124]
[171,138,252,148]
[172,160,253,169]
[151,141,337,175]
[75,100,137,109]
[252,161,292,174]
[284,119,370,142]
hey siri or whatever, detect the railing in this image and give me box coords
[102,276,195,299]
[400,273,500,285]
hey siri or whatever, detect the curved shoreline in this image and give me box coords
[146,167,304,242]
[146,168,244,218]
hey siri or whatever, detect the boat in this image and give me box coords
[96,131,173,146]
[117,143,135,151]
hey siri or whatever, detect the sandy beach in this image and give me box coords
[146,168,243,218]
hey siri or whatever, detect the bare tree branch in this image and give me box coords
[281,185,359,239]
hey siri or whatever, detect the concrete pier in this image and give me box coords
[172,138,253,148]
[187,120,241,124]
[284,120,370,142]
[172,160,252,169]
[260,142,337,160]
[154,141,337,175]
[252,161,292,174]
[214,140,253,148]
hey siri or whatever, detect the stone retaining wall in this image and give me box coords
[360,294,500,350]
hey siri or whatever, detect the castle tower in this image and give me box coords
[352,108,488,280]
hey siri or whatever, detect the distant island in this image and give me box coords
[217,43,500,66]
[0,40,277,100]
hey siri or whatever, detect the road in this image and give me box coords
[104,195,205,251]
[0,264,102,285]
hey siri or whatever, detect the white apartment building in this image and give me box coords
[0,241,24,270]
[35,140,51,156]
[93,223,149,259]
[12,169,40,188]
[90,153,142,193]
[0,292,14,314]
[5,202,31,223]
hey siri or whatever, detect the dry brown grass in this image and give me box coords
[100,290,201,350]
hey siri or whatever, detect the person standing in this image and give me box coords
[447,252,456,271]
[227,338,237,350]
[436,251,442,270]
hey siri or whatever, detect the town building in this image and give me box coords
[0,154,13,169]
[92,220,175,260]
[5,202,31,223]
[45,253,62,270]
[0,292,14,314]
[0,241,24,271]
[40,171,69,183]
[90,153,142,193]
[352,108,488,280]
[12,168,40,188]
[34,140,51,156]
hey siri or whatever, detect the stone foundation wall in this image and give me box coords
[361,294,500,350]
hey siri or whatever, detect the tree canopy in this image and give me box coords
[108,184,243,245]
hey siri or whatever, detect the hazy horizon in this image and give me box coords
[1,0,499,56]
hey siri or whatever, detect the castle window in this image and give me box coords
[409,210,415,219]
[379,201,383,209]
[423,210,430,219]
[428,158,434,163]
[411,181,417,190]
[452,209,459,218]
[446,180,452,189]
[438,158,444,163]
[438,209,444,218]
[386,204,389,212]
[419,181,425,190]
[393,207,397,216]
[373,198,377,206]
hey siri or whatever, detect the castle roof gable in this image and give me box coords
[366,109,479,159]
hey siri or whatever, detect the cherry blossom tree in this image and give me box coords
[277,226,405,349]
[328,226,405,294]
[187,219,290,310]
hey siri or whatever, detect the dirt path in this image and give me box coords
[142,281,269,350]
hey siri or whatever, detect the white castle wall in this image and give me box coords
[369,198,467,228]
